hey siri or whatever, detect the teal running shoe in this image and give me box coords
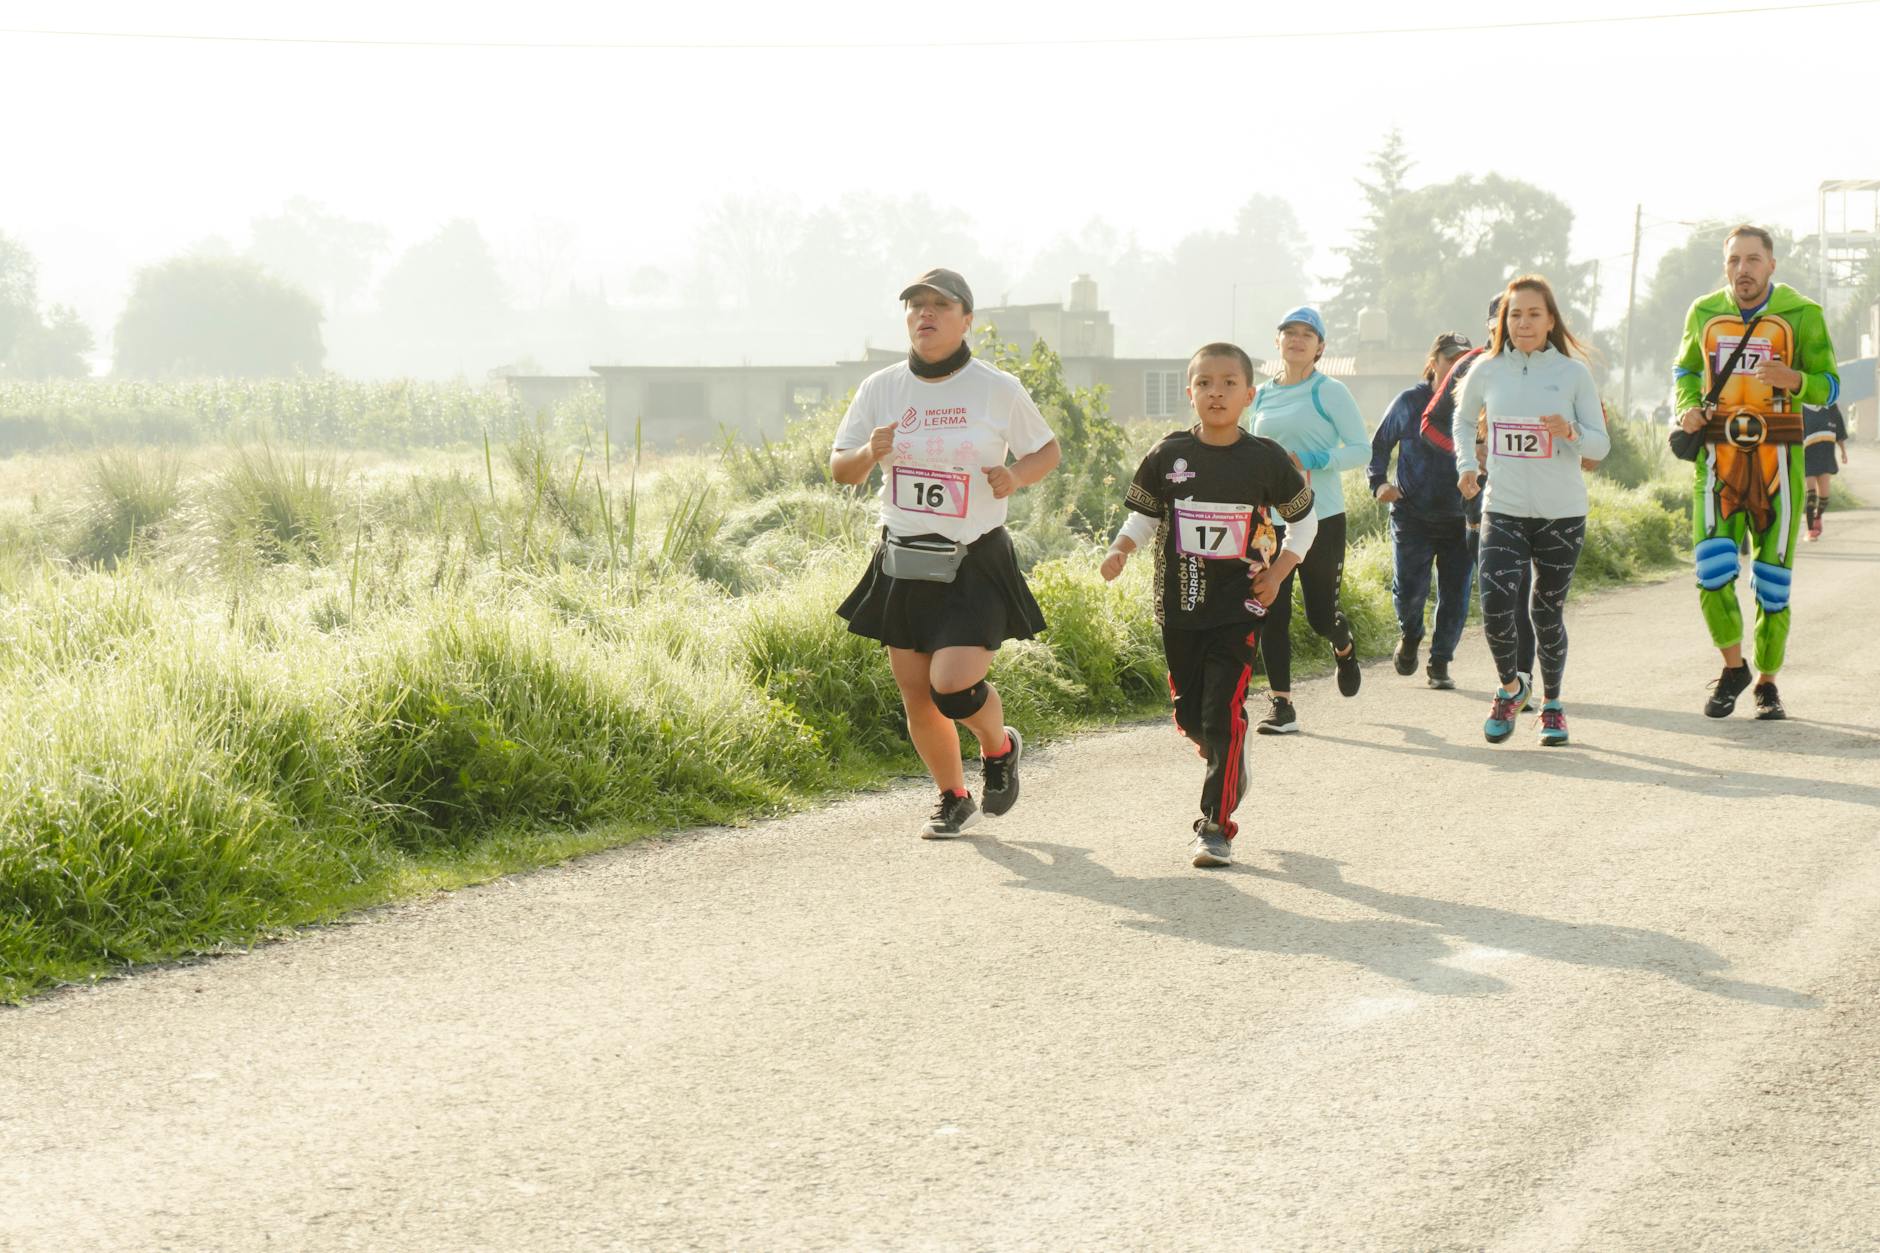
[1538,700,1569,746]
[1483,675,1530,744]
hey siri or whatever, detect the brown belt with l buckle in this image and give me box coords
[1702,409,1803,449]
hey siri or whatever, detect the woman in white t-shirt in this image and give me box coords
[830,268,1062,839]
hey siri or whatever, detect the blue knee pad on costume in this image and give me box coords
[931,680,990,720]
[1694,536,1739,590]
[1751,560,1792,612]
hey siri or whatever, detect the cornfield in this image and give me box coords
[0,376,603,450]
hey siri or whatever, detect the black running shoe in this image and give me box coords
[1255,695,1298,735]
[920,791,979,839]
[1392,637,1419,676]
[1705,664,1753,718]
[1425,659,1455,690]
[1753,680,1787,721]
[1190,820,1233,868]
[980,726,1022,816]
[1335,647,1362,697]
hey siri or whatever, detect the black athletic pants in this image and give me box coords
[1163,619,1260,838]
[1469,522,1535,677]
[1263,511,1353,692]
[1479,513,1585,699]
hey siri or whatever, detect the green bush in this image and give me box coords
[1597,413,1674,490]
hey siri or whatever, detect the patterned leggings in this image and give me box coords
[1479,513,1586,700]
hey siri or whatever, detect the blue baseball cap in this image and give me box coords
[1276,306,1326,339]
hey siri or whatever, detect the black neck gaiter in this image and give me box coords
[908,341,972,379]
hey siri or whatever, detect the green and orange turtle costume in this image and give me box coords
[1672,283,1840,674]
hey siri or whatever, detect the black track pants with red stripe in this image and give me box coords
[1162,619,1260,837]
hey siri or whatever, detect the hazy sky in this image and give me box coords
[4,0,1877,348]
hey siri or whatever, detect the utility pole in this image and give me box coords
[1621,203,1642,422]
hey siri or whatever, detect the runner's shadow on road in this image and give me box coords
[1566,702,1880,760]
[1249,851,1815,1009]
[970,837,1506,997]
[1310,723,1880,808]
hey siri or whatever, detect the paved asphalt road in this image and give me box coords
[4,460,1877,1252]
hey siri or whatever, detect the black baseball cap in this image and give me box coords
[1486,294,1503,321]
[1433,332,1473,355]
[899,268,974,313]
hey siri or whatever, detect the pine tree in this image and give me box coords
[1325,130,1413,343]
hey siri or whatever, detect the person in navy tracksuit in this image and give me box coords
[1369,332,1476,689]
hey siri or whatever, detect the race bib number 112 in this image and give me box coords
[1492,420,1552,460]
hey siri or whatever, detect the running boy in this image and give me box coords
[1100,343,1317,868]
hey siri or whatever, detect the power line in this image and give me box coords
[1,1,1875,51]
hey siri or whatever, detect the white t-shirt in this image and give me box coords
[832,358,1056,543]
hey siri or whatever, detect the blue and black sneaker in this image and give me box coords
[1483,675,1530,744]
[1538,699,1569,746]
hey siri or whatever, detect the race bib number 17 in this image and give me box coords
[1172,501,1254,559]
[1714,336,1776,376]
[891,465,970,518]
[1492,420,1552,460]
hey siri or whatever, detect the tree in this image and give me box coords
[783,193,1006,331]
[249,198,390,313]
[1010,199,1311,358]
[1618,221,1737,404]
[1384,174,1590,346]
[1324,129,1414,342]
[0,233,96,377]
[1325,134,1589,352]
[377,219,508,346]
[114,256,324,377]
[697,194,804,311]
[8,305,94,378]
[0,232,38,362]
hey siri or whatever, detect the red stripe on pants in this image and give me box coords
[1217,660,1252,839]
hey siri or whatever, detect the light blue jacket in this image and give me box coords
[1249,372,1368,519]
[1453,345,1610,520]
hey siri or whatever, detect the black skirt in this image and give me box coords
[838,525,1047,652]
[1804,440,1841,477]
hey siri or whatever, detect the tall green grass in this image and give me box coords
[0,387,1703,999]
[68,448,183,566]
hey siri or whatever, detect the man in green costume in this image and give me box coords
[1673,224,1840,720]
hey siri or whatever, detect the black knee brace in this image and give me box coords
[931,680,990,720]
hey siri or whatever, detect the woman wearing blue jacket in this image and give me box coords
[1250,306,1369,733]
[1455,276,1610,746]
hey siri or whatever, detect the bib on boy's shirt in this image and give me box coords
[831,359,1055,544]
[1171,499,1254,560]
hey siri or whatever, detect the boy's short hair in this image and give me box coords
[1724,223,1776,255]
[1187,342,1255,382]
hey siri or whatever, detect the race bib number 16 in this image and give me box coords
[1492,420,1552,460]
[891,465,970,518]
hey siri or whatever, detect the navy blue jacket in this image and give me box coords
[1368,381,1469,520]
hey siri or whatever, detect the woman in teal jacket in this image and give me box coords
[1249,306,1369,733]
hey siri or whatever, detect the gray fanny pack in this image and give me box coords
[880,533,967,583]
